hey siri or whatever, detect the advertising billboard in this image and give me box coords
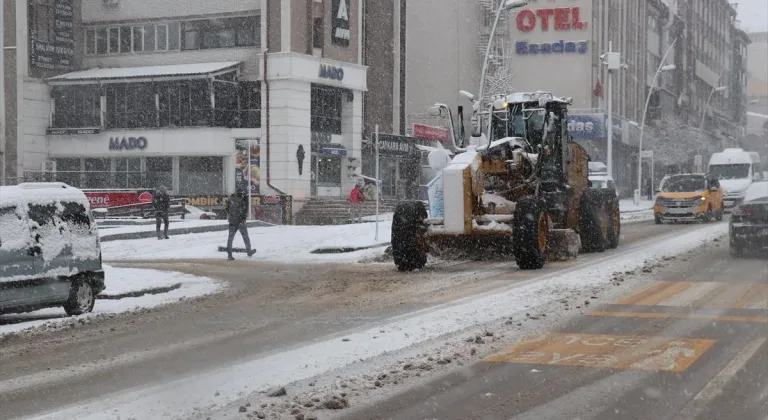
[568,113,605,139]
[29,0,75,72]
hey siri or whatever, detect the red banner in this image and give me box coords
[84,191,139,209]
[412,124,450,142]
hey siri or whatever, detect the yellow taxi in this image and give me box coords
[654,173,724,224]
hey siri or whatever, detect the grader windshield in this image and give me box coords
[490,102,547,148]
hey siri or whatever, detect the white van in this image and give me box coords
[0,183,105,316]
[707,148,763,209]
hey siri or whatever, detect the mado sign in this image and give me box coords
[516,40,589,55]
[568,114,605,140]
[109,136,148,151]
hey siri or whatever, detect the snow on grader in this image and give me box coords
[391,91,620,271]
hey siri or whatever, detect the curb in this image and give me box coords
[97,283,182,300]
[100,221,273,242]
[310,242,391,254]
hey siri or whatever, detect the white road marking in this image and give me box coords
[674,337,767,420]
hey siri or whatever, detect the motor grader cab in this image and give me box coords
[391,91,620,272]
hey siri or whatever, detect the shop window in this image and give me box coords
[179,157,223,195]
[158,81,211,127]
[146,157,173,190]
[182,17,259,50]
[96,28,108,54]
[85,22,179,56]
[54,158,82,188]
[316,156,341,185]
[84,158,111,189]
[239,82,262,128]
[52,85,101,128]
[106,83,157,129]
[132,26,144,53]
[115,158,142,189]
[108,27,120,54]
[144,25,158,52]
[213,80,239,127]
[311,85,343,134]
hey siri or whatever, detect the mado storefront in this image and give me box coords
[44,62,261,196]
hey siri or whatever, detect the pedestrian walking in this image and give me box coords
[226,189,256,260]
[349,182,365,223]
[153,185,171,240]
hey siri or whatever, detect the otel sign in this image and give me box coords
[515,6,590,56]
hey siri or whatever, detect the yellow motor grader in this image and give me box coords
[391,91,620,271]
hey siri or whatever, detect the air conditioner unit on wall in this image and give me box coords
[42,160,56,173]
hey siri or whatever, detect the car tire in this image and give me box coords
[715,204,724,221]
[655,214,663,225]
[63,277,96,316]
[704,205,713,223]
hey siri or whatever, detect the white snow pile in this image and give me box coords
[0,265,222,338]
[31,223,728,420]
[102,222,392,263]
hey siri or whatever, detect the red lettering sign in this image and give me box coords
[413,124,450,143]
[84,191,139,209]
[517,7,588,32]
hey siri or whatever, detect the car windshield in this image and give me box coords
[709,163,750,179]
[661,176,706,192]
[743,181,768,202]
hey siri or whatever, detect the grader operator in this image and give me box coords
[391,91,620,271]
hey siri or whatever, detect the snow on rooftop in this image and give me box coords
[47,62,241,82]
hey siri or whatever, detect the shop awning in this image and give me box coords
[47,61,241,85]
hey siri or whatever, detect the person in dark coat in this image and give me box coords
[153,185,171,240]
[226,189,256,260]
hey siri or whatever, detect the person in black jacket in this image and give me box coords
[153,185,171,240]
[226,189,256,260]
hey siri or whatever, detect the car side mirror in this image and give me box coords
[753,173,761,181]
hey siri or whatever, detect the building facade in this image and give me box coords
[2,0,82,185]
[3,0,373,208]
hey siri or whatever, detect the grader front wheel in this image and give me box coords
[580,189,608,253]
[513,197,548,270]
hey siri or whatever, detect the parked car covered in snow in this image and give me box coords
[0,182,105,316]
[177,205,219,220]
[729,181,768,257]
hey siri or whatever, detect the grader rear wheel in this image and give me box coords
[580,189,608,253]
[606,200,620,249]
[513,197,548,270]
[391,201,428,272]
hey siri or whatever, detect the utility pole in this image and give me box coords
[603,42,622,180]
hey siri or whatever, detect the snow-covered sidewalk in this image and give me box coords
[102,222,392,263]
[620,198,654,213]
[0,266,222,337]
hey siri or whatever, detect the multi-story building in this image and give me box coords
[3,0,379,209]
[2,0,82,185]
[747,31,768,114]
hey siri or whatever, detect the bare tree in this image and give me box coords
[646,117,718,168]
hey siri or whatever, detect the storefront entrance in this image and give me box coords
[362,134,421,200]
[311,151,343,197]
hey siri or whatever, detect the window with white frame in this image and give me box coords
[85,22,181,55]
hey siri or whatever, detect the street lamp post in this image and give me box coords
[698,85,727,149]
[478,0,529,105]
[636,37,678,205]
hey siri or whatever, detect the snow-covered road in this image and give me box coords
[2,219,728,420]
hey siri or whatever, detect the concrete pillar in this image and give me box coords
[340,90,363,196]
[263,79,311,199]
